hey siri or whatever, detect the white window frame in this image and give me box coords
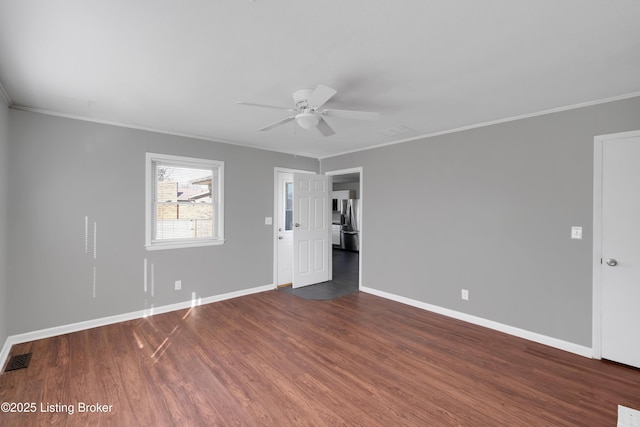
[145,152,224,251]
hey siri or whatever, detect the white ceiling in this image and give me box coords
[1,1,639,159]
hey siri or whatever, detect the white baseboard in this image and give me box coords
[2,283,593,371]
[360,286,593,359]
[1,284,274,370]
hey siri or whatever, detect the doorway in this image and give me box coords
[593,130,640,368]
[274,167,362,297]
[326,168,362,292]
[275,171,294,287]
[273,168,331,289]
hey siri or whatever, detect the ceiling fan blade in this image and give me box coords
[258,116,296,131]
[308,84,337,109]
[316,117,336,137]
[322,108,380,121]
[236,101,296,112]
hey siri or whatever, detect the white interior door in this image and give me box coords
[293,173,331,288]
[276,172,293,286]
[601,134,640,368]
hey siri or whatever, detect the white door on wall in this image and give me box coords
[292,173,331,288]
[600,133,640,368]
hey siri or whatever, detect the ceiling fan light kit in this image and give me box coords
[295,111,320,130]
[237,84,380,137]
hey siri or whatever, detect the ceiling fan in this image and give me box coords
[237,84,380,137]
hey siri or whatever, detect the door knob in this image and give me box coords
[278,236,284,240]
[605,258,618,266]
[295,223,300,228]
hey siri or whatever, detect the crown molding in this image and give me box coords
[5,89,640,160]
[9,104,321,160]
[319,91,640,159]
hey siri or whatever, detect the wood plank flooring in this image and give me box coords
[1,290,639,426]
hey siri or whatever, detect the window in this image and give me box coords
[284,181,293,231]
[145,153,224,250]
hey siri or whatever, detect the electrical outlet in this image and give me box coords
[461,289,469,301]
[175,280,182,291]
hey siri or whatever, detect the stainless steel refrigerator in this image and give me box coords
[339,199,360,252]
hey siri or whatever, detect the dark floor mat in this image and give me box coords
[280,281,358,300]
[280,249,359,300]
[280,249,360,300]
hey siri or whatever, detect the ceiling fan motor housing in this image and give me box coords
[293,89,314,111]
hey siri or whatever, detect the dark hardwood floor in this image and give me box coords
[1,290,639,426]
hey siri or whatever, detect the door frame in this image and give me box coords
[325,167,363,290]
[273,167,315,289]
[592,130,640,359]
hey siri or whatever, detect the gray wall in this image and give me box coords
[0,104,8,347]
[7,109,318,335]
[322,96,640,348]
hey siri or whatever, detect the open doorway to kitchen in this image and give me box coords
[275,167,361,300]
[326,168,361,294]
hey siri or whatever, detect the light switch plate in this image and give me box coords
[265,217,273,225]
[571,226,582,240]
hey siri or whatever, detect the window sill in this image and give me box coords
[145,239,225,251]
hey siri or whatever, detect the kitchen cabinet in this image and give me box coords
[331,190,355,200]
[331,224,341,246]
